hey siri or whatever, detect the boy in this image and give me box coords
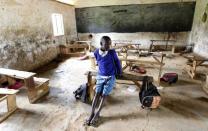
[85,36,122,126]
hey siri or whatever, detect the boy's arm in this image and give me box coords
[93,49,98,61]
[112,50,122,75]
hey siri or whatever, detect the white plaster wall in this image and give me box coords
[0,0,77,70]
[189,0,208,58]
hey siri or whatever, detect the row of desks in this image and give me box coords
[0,68,50,123]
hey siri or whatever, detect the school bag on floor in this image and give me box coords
[160,73,178,85]
[139,76,161,109]
[73,83,90,104]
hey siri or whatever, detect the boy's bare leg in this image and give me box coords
[90,95,106,125]
[85,93,100,125]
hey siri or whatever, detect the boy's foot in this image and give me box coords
[83,113,95,126]
[90,113,100,127]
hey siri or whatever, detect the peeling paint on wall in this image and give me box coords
[189,0,208,58]
[0,0,77,70]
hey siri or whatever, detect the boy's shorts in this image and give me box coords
[95,75,116,96]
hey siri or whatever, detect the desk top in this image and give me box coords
[0,88,19,95]
[183,53,208,61]
[0,68,36,79]
[85,71,153,82]
[75,41,91,43]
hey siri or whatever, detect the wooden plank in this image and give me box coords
[0,88,19,95]
[76,41,91,43]
[85,71,153,82]
[0,107,17,123]
[67,44,89,49]
[0,94,18,123]
[65,53,86,57]
[27,77,49,103]
[119,58,164,66]
[183,53,208,61]
[0,68,36,79]
[0,95,7,103]
[7,94,17,112]
[34,77,49,83]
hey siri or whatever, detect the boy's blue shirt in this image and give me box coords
[94,49,122,76]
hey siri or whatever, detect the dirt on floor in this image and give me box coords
[0,54,208,131]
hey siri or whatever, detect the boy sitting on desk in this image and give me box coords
[85,36,122,126]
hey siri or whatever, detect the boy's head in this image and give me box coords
[88,34,93,40]
[100,36,111,51]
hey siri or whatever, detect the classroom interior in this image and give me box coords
[0,0,208,131]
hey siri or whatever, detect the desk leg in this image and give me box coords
[0,95,17,123]
[158,55,164,85]
[25,77,37,103]
[190,60,197,78]
[7,94,17,112]
[90,57,96,70]
[87,73,95,102]
[172,45,176,54]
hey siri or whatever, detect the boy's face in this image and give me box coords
[101,40,111,51]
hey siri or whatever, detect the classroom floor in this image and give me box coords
[1,54,208,131]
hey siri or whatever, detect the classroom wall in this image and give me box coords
[189,0,208,58]
[0,0,77,71]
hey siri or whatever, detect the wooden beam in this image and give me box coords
[84,71,153,82]
[67,44,89,49]
[119,58,164,66]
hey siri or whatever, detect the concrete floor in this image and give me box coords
[0,54,208,131]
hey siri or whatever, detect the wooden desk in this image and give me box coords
[183,54,208,78]
[0,68,35,79]
[89,52,165,85]
[85,71,153,101]
[59,42,90,57]
[0,88,19,123]
[150,40,179,53]
[0,68,49,103]
[119,53,165,85]
[113,44,141,58]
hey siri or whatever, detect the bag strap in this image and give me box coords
[144,76,149,91]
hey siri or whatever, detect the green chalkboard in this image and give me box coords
[75,2,196,33]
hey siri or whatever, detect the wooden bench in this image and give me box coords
[85,71,153,101]
[183,54,208,78]
[0,68,49,103]
[59,41,91,57]
[113,43,141,58]
[0,88,19,123]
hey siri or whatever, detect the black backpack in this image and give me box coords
[73,83,90,104]
[139,76,160,109]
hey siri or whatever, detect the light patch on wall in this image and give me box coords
[56,0,76,5]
